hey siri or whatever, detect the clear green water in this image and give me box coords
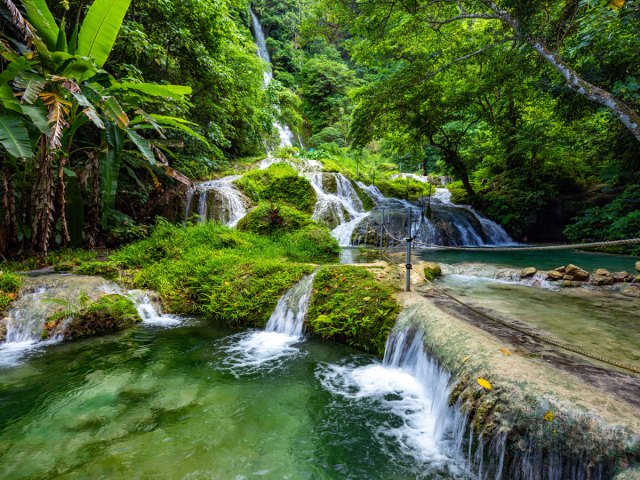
[439,276,640,369]
[0,321,458,480]
[420,248,638,273]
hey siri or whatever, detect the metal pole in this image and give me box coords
[406,207,412,292]
[379,209,385,257]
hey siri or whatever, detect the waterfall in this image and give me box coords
[0,275,182,367]
[307,170,369,246]
[219,273,316,374]
[185,176,249,227]
[317,323,469,476]
[250,9,294,149]
[352,184,515,248]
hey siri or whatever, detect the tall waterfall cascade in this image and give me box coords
[250,9,294,149]
[220,273,316,374]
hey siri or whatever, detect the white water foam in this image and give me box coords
[217,274,315,375]
[316,326,469,476]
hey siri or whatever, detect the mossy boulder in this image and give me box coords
[423,262,442,282]
[307,266,400,356]
[235,163,317,213]
[64,295,141,340]
[237,203,315,236]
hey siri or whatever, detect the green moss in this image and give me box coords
[237,202,314,236]
[235,163,317,213]
[375,177,431,202]
[65,294,142,339]
[307,266,400,356]
[74,261,120,280]
[2,249,98,273]
[0,271,23,313]
[423,262,442,282]
[111,222,333,327]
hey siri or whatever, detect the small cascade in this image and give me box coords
[250,9,294,148]
[356,181,385,204]
[317,323,469,476]
[129,291,183,327]
[219,273,316,375]
[307,171,369,245]
[0,275,183,367]
[185,176,250,227]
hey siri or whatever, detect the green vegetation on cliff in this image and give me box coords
[0,271,22,313]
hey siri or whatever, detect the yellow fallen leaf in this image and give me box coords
[544,411,555,422]
[499,348,513,356]
[462,356,470,363]
[610,0,625,10]
[477,378,492,390]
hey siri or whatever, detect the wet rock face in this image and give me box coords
[612,271,631,283]
[521,267,537,279]
[0,318,6,342]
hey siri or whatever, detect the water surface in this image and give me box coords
[0,320,464,479]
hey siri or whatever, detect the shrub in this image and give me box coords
[111,222,326,326]
[237,203,314,235]
[307,266,400,356]
[235,163,317,213]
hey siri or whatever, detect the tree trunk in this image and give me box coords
[482,1,640,142]
[527,39,640,142]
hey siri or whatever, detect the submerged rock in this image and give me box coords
[636,261,640,273]
[621,285,640,298]
[566,264,590,281]
[591,268,614,286]
[521,267,537,279]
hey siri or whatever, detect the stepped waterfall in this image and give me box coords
[181,11,514,250]
[0,276,181,367]
[220,273,316,374]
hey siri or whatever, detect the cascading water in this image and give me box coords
[185,176,249,227]
[250,9,295,149]
[0,275,183,367]
[317,322,470,477]
[354,185,514,248]
[219,273,316,375]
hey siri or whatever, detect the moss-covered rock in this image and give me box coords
[307,266,400,356]
[423,262,442,282]
[235,163,317,213]
[237,202,314,236]
[353,181,375,211]
[63,295,141,339]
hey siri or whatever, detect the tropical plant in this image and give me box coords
[0,0,205,254]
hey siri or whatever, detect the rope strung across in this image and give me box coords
[412,238,640,252]
[381,251,640,375]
